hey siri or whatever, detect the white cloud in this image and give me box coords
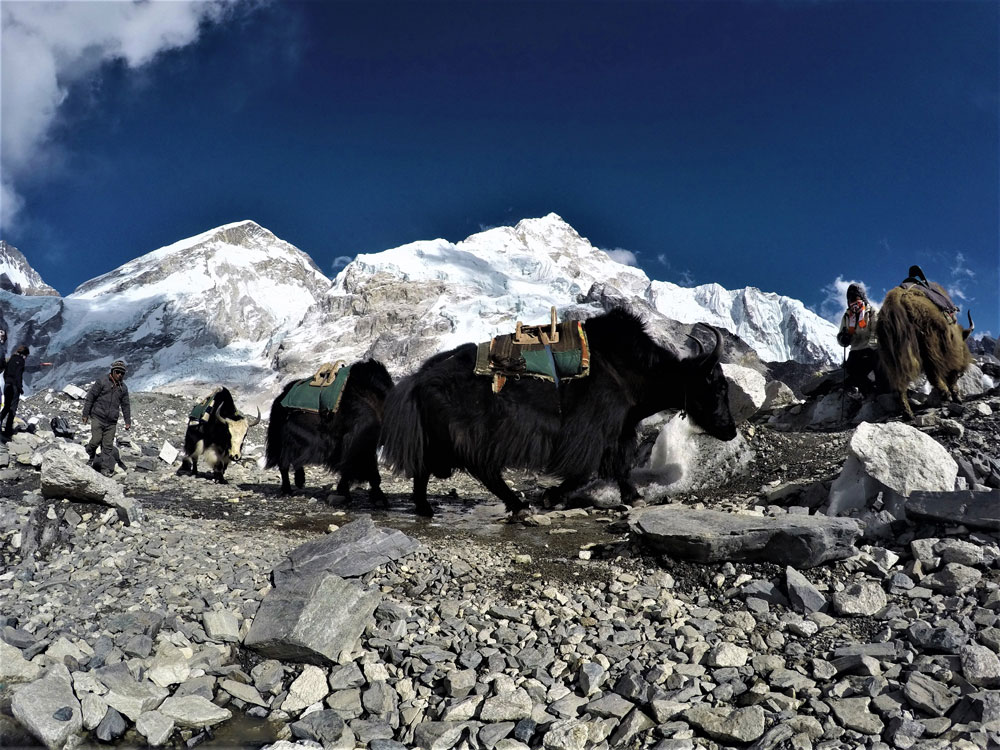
[677,270,694,287]
[1,0,248,230]
[947,251,975,303]
[331,255,353,273]
[601,247,638,266]
[819,275,875,323]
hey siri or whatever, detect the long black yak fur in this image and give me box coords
[265,359,394,500]
[379,307,738,517]
[877,284,974,418]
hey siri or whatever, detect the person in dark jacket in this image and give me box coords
[0,329,7,413]
[83,359,132,475]
[0,345,28,440]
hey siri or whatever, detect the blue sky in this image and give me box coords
[2,1,998,334]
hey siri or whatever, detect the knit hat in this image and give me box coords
[846,283,866,303]
[111,359,127,374]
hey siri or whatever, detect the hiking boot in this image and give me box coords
[99,468,115,477]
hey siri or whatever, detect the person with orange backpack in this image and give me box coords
[836,283,884,396]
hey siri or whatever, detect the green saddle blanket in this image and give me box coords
[188,395,215,422]
[280,365,352,413]
[474,319,590,388]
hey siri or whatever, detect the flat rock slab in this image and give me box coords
[245,573,381,665]
[272,516,420,589]
[40,450,141,525]
[906,489,1000,531]
[630,505,861,568]
[11,667,83,750]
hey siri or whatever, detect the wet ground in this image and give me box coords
[134,467,639,590]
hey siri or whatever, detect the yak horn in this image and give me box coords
[686,332,705,360]
[685,324,722,367]
[962,311,974,341]
[247,407,262,427]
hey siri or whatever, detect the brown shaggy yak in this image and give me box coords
[876,283,974,418]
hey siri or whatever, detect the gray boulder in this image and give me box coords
[40,449,141,524]
[11,666,82,750]
[245,573,381,665]
[634,414,752,496]
[272,516,419,589]
[905,489,1000,531]
[157,695,232,728]
[721,363,767,423]
[630,505,861,568]
[826,422,957,518]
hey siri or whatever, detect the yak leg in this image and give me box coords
[294,466,306,489]
[333,473,354,503]
[177,456,196,476]
[944,370,964,404]
[898,392,915,420]
[474,469,528,516]
[359,449,387,506]
[412,473,433,517]
[278,466,293,495]
[212,468,228,484]
[543,475,590,508]
[368,475,387,507]
[617,476,642,504]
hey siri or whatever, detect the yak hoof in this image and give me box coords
[508,508,532,524]
[370,488,388,507]
[213,475,228,485]
[176,467,194,477]
[414,500,434,517]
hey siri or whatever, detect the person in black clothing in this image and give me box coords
[0,329,7,413]
[83,359,132,476]
[0,345,28,440]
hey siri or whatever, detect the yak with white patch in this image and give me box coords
[379,307,738,517]
[265,359,394,500]
[177,387,260,483]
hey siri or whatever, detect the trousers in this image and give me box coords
[87,420,118,472]
[0,384,19,437]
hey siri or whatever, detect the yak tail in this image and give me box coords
[962,310,974,340]
[877,287,924,395]
[264,381,295,469]
[378,374,424,478]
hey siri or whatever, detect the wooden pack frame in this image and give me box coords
[513,306,560,345]
[310,360,346,387]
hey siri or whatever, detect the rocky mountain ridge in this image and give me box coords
[0,241,58,297]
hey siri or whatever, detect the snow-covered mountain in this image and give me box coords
[277,214,840,376]
[1,215,841,406]
[1,221,331,398]
[0,241,59,296]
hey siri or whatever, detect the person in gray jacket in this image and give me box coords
[83,359,132,475]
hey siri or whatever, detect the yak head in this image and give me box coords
[210,387,261,464]
[681,325,738,441]
[219,407,261,463]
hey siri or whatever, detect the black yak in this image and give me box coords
[265,359,393,500]
[877,284,974,418]
[177,387,260,483]
[379,307,738,516]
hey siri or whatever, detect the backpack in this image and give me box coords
[51,415,74,439]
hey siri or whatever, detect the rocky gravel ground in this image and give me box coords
[1,383,999,750]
